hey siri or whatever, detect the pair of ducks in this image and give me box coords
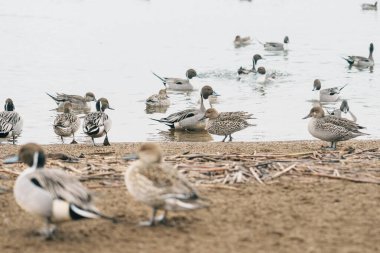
[48,92,114,146]
[6,143,206,239]
[0,98,23,144]
[238,54,275,83]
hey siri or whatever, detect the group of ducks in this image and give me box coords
[5,142,206,239]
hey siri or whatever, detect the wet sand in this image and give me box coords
[1,140,380,253]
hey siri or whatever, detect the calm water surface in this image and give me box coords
[0,0,378,144]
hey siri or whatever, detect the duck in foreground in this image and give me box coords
[234,35,252,47]
[329,100,357,122]
[83,98,114,146]
[313,79,347,103]
[0,98,23,144]
[200,108,254,142]
[343,43,374,68]
[151,85,218,131]
[361,1,377,10]
[46,92,96,112]
[53,102,81,144]
[124,143,207,226]
[303,106,368,150]
[146,89,170,107]
[259,36,289,51]
[152,69,197,91]
[238,54,263,75]
[5,143,115,239]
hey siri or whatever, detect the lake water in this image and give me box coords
[0,0,379,144]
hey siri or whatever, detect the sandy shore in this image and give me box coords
[1,140,380,253]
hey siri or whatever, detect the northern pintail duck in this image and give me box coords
[238,54,263,75]
[152,85,218,131]
[200,108,254,142]
[313,79,347,103]
[152,69,197,91]
[261,36,289,51]
[47,92,96,112]
[53,102,81,144]
[361,1,377,10]
[83,98,114,146]
[256,67,275,84]
[5,143,114,239]
[234,35,252,47]
[303,106,368,149]
[0,98,23,144]
[124,143,207,226]
[343,43,374,68]
[146,89,170,107]
[329,100,357,122]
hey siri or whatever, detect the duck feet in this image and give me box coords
[228,135,233,142]
[70,140,78,144]
[103,136,110,146]
[221,135,227,142]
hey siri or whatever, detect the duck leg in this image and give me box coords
[39,218,56,240]
[222,135,228,142]
[12,135,15,145]
[91,137,96,146]
[228,134,233,142]
[71,133,78,144]
[139,208,157,227]
[61,136,64,144]
[331,142,337,150]
[103,133,110,146]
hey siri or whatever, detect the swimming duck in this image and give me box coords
[256,67,276,84]
[146,89,170,107]
[303,106,368,149]
[234,35,252,47]
[260,36,289,51]
[238,54,263,75]
[0,98,23,144]
[4,143,115,239]
[329,100,357,122]
[200,108,254,142]
[343,43,374,68]
[53,102,81,144]
[47,92,96,112]
[313,79,347,103]
[151,85,218,131]
[361,1,377,10]
[83,98,114,146]
[152,69,197,91]
[124,143,207,226]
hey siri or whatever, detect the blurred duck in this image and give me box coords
[124,143,207,226]
[5,143,114,239]
[303,107,368,149]
[151,85,218,131]
[234,35,252,47]
[259,36,289,51]
[313,79,347,103]
[53,102,81,144]
[343,43,374,68]
[83,98,114,146]
[238,54,263,75]
[146,89,170,107]
[200,108,254,142]
[256,67,275,84]
[47,92,96,112]
[361,1,377,10]
[152,69,197,91]
[329,100,357,122]
[0,98,23,144]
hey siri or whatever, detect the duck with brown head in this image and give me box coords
[46,91,97,112]
[0,98,23,144]
[234,35,252,47]
[146,89,170,107]
[53,102,81,144]
[152,69,197,91]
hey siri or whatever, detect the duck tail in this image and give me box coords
[255,38,265,45]
[46,92,59,103]
[150,118,174,128]
[342,57,354,65]
[69,204,117,223]
[152,72,166,82]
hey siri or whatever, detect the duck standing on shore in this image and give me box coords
[0,98,23,144]
[53,102,81,144]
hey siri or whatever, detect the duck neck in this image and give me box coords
[252,60,256,71]
[200,95,206,112]
[369,50,373,60]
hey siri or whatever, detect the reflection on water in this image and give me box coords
[149,129,213,142]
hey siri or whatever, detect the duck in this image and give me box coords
[303,106,368,149]
[312,79,347,103]
[151,85,219,131]
[0,117,14,144]
[146,89,170,107]
[124,143,207,226]
[83,98,114,146]
[152,69,197,91]
[329,100,357,122]
[46,92,96,112]
[260,36,289,51]
[343,43,374,68]
[200,108,254,142]
[53,102,81,144]
[238,54,263,75]
[4,143,115,239]
[0,98,23,144]
[256,67,275,84]
[234,35,252,47]
[361,1,377,10]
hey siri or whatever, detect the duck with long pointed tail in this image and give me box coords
[0,98,23,144]
[238,54,263,75]
[313,79,347,103]
[152,69,197,91]
[53,102,81,144]
[343,43,374,68]
[151,85,219,131]
[303,106,368,149]
[124,143,208,226]
[329,100,357,122]
[259,36,289,51]
[361,1,377,10]
[46,92,96,112]
[4,143,115,239]
[83,98,114,146]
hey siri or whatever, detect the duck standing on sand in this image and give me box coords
[124,143,207,226]
[152,69,197,91]
[53,102,81,144]
[303,106,368,149]
[0,98,23,144]
[4,143,115,239]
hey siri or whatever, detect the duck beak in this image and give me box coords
[212,91,220,96]
[4,155,20,164]
[302,114,311,120]
[123,154,139,161]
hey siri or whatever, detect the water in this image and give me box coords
[0,0,378,144]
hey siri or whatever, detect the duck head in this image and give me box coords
[158,89,169,99]
[313,79,321,91]
[84,92,96,102]
[4,98,15,111]
[200,108,219,121]
[340,100,349,114]
[96,98,114,112]
[253,54,263,65]
[4,143,46,169]
[303,106,325,119]
[257,67,266,75]
[137,143,163,164]
[201,85,219,99]
[63,102,73,113]
[235,35,241,42]
[369,43,374,54]
[186,69,197,79]
[284,36,289,44]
